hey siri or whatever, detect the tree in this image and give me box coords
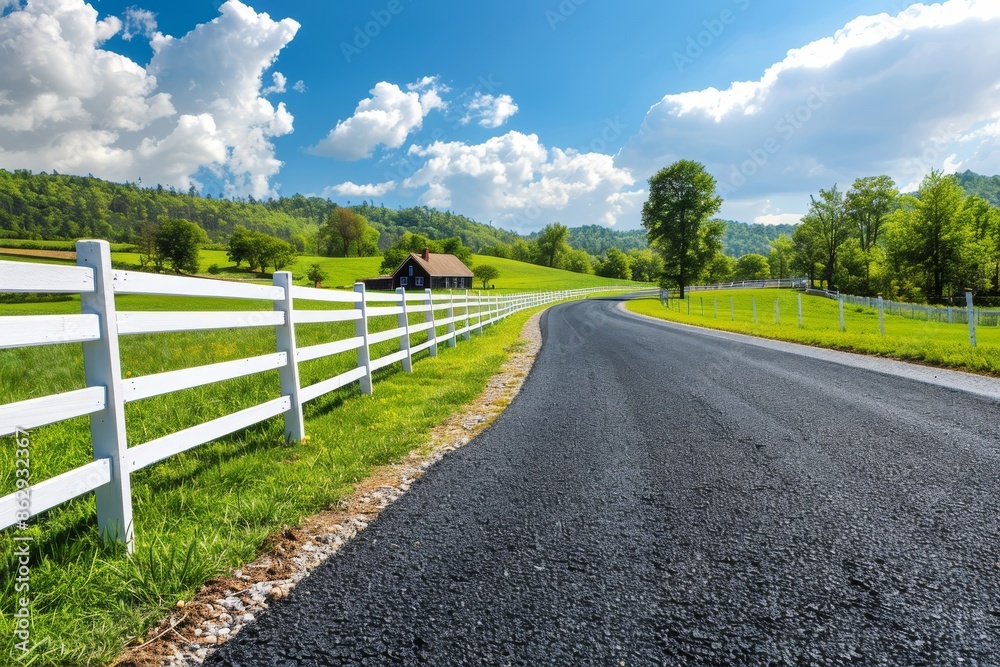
[627,248,664,282]
[963,195,1000,290]
[137,220,163,271]
[156,218,206,274]
[642,160,723,297]
[319,208,372,257]
[510,239,535,263]
[885,171,974,300]
[768,234,794,279]
[791,223,825,288]
[597,247,632,279]
[229,227,297,273]
[563,248,595,274]
[845,175,898,293]
[306,263,327,288]
[702,254,736,284]
[358,226,381,257]
[266,237,297,271]
[801,185,853,290]
[536,223,570,268]
[734,253,771,281]
[227,226,254,267]
[473,264,500,288]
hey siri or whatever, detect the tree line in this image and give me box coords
[642,161,1000,303]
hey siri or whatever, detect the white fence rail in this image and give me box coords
[662,278,807,295]
[0,240,637,551]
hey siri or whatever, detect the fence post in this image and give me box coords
[447,290,457,347]
[714,298,718,319]
[839,294,845,332]
[775,298,780,325]
[687,296,691,315]
[967,291,977,348]
[77,240,134,552]
[396,287,413,372]
[730,297,735,321]
[752,297,757,324]
[424,288,437,357]
[948,306,953,324]
[476,290,484,334]
[878,295,885,337]
[797,293,803,328]
[354,283,373,394]
[273,272,305,442]
[463,290,472,341]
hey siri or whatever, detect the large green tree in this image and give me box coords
[800,185,853,290]
[734,253,771,281]
[156,218,206,274]
[768,234,795,280]
[845,175,898,293]
[791,223,825,287]
[597,247,631,280]
[536,223,570,268]
[319,208,377,257]
[641,160,723,297]
[885,171,972,300]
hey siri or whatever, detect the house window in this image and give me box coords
[409,266,414,276]
[415,276,424,287]
[400,276,408,287]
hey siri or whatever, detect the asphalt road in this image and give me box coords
[207,296,1000,666]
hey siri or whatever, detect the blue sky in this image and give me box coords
[1,0,999,232]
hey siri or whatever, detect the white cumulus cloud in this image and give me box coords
[398,131,640,233]
[618,0,1000,225]
[462,92,519,129]
[122,7,156,41]
[324,180,397,198]
[308,78,448,161]
[0,0,299,198]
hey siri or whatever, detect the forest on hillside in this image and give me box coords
[956,170,1000,207]
[721,220,797,257]
[0,169,523,252]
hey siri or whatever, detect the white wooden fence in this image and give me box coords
[0,240,636,551]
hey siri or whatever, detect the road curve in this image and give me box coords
[207,296,1000,666]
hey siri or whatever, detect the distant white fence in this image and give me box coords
[0,240,637,551]
[661,278,807,296]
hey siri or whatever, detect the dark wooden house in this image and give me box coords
[392,248,473,290]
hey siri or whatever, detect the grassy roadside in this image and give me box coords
[0,300,550,666]
[626,290,1000,376]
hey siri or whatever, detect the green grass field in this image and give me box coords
[626,289,1000,375]
[0,285,583,664]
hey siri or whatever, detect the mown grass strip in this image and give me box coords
[626,290,1000,375]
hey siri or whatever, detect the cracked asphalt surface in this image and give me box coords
[207,296,1000,666]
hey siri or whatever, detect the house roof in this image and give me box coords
[397,252,473,278]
